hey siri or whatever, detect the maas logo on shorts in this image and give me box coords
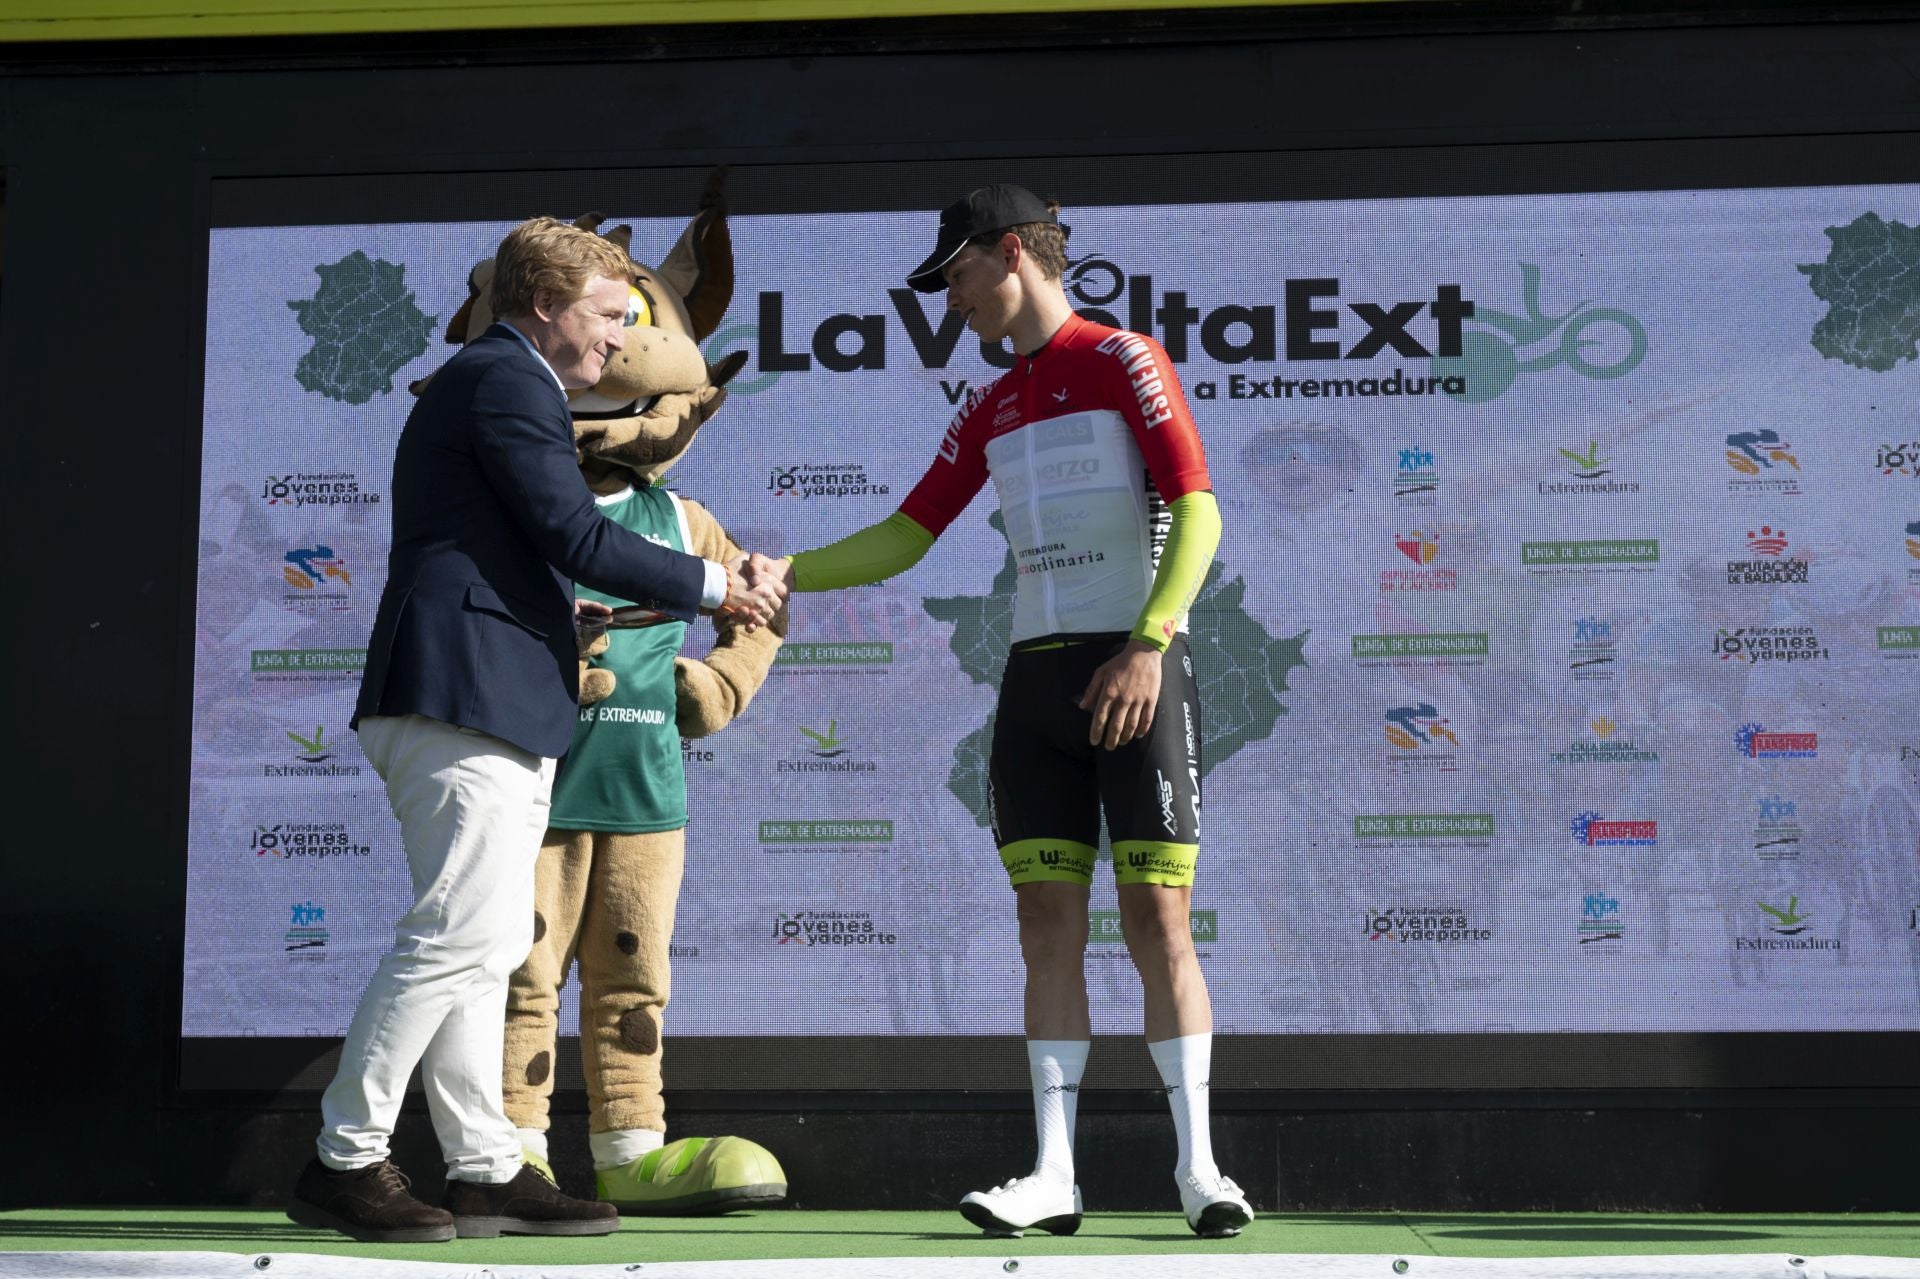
[1155,769,1178,836]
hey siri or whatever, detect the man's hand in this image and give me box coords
[574,597,614,641]
[1078,639,1162,750]
[717,552,788,631]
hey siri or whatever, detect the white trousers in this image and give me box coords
[318,713,556,1183]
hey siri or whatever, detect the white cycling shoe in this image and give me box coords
[1180,1169,1254,1238]
[958,1173,1083,1237]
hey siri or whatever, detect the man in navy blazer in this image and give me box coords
[351,322,707,758]
[289,217,783,1244]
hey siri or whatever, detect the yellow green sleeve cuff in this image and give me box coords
[1131,490,1221,650]
[790,511,936,591]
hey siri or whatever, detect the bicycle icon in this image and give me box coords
[1431,263,1647,403]
[1066,254,1125,308]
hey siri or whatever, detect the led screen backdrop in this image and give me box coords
[187,182,1920,1075]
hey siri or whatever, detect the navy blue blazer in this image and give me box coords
[353,324,708,758]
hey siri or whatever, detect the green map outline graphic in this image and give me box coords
[287,251,437,404]
[924,512,1308,829]
[1798,211,1920,373]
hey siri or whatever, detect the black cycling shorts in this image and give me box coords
[988,633,1202,887]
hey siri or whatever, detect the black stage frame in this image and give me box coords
[4,3,1917,1209]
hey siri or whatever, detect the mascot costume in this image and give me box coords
[425,171,787,1214]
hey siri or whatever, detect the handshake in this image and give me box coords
[573,554,793,639]
[713,552,794,632]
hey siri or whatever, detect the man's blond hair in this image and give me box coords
[967,198,1069,280]
[490,217,634,318]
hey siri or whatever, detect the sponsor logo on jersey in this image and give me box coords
[1094,331,1175,429]
[938,386,992,461]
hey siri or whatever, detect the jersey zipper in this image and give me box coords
[1019,366,1058,636]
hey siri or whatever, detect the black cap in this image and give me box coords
[906,183,1062,293]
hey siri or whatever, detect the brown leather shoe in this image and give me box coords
[443,1162,621,1237]
[286,1157,456,1243]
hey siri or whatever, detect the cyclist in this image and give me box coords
[774,184,1251,1238]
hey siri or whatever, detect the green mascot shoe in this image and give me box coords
[596,1136,787,1215]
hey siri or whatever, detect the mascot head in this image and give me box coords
[432,168,748,493]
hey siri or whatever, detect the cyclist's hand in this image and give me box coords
[734,552,789,595]
[760,556,798,596]
[1079,639,1162,750]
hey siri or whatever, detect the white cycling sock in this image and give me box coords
[1028,1039,1089,1185]
[1149,1033,1219,1180]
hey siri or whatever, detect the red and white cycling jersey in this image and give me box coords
[899,312,1212,643]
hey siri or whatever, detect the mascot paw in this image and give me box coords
[674,656,732,738]
[595,1136,786,1216]
[580,665,616,706]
